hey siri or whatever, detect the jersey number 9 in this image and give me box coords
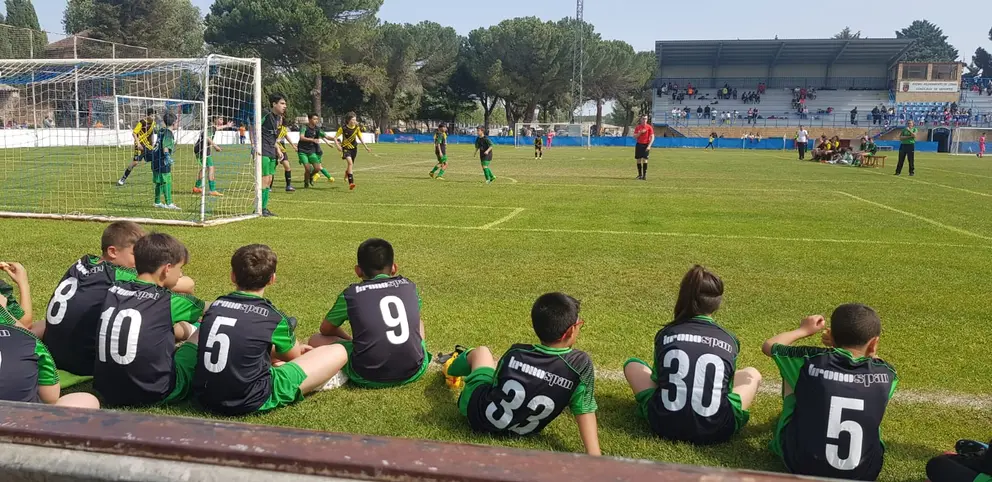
[379,296,409,345]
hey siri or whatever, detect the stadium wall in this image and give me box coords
[0,130,376,148]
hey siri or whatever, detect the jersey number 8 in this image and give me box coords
[98,306,142,365]
[379,296,409,345]
[485,380,556,435]
[46,277,79,325]
[661,349,725,418]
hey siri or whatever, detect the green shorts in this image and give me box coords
[161,342,197,405]
[256,362,308,412]
[262,156,278,176]
[457,366,496,416]
[204,156,214,168]
[298,152,321,165]
[334,340,432,388]
[152,171,172,184]
[436,154,448,163]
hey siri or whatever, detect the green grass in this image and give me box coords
[4,143,992,481]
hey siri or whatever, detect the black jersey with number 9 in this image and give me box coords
[646,316,741,444]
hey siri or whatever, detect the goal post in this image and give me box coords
[950,127,987,156]
[0,56,262,226]
[513,122,591,149]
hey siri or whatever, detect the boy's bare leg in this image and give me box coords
[623,360,657,395]
[732,367,762,410]
[56,392,100,409]
[295,344,349,394]
[467,346,495,370]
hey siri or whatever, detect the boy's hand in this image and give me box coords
[300,344,314,354]
[800,315,826,336]
[0,294,6,308]
[821,329,835,348]
[1,262,27,286]
[215,146,223,152]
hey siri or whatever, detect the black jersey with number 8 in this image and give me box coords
[646,316,741,444]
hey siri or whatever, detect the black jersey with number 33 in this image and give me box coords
[467,344,596,435]
[647,316,741,444]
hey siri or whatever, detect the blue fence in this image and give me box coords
[378,134,938,152]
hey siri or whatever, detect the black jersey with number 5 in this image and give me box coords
[772,345,898,480]
[93,280,203,406]
[193,292,297,415]
[325,275,424,383]
[466,344,597,435]
[646,316,741,444]
[43,255,137,376]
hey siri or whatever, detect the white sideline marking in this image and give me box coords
[864,169,992,198]
[835,191,992,241]
[480,208,525,229]
[917,166,992,180]
[270,216,992,250]
[278,199,513,210]
[503,176,519,184]
[353,160,436,172]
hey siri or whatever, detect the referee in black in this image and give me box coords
[895,120,918,176]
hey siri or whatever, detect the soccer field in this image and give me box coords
[2,143,991,480]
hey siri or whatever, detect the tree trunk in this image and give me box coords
[523,102,537,123]
[310,69,322,117]
[595,99,604,136]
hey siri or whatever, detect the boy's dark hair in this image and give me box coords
[345,112,357,122]
[477,126,485,133]
[357,238,394,277]
[231,244,277,291]
[672,265,723,323]
[438,122,446,129]
[145,108,155,116]
[134,233,189,275]
[531,293,581,344]
[269,92,285,106]
[308,113,319,120]
[829,303,882,348]
[101,221,145,254]
[162,111,177,127]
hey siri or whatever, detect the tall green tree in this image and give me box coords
[896,20,959,62]
[457,27,508,130]
[966,28,992,77]
[583,38,641,132]
[63,0,203,56]
[5,0,45,58]
[0,10,10,59]
[63,0,94,35]
[833,27,861,39]
[611,51,655,136]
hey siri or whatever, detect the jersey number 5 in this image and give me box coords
[98,306,142,365]
[203,316,238,373]
[485,380,556,435]
[379,296,409,345]
[826,395,864,471]
[661,349,725,417]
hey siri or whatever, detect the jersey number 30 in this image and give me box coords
[661,349,725,417]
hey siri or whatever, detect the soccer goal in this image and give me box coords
[950,127,988,156]
[0,55,262,226]
[513,122,591,149]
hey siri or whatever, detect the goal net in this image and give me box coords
[513,122,591,148]
[0,55,261,226]
[950,127,987,155]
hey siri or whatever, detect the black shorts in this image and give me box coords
[635,143,650,160]
[133,147,151,163]
[342,148,358,161]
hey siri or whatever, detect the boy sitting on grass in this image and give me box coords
[193,244,348,415]
[93,233,204,407]
[441,292,600,456]
[42,222,194,378]
[308,238,430,388]
[762,303,898,481]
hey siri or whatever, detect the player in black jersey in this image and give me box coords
[308,238,430,388]
[623,265,762,445]
[534,135,543,159]
[193,245,348,415]
[93,233,204,407]
[335,112,372,190]
[41,222,195,378]
[0,304,100,408]
[0,261,34,332]
[441,293,600,455]
[762,303,898,481]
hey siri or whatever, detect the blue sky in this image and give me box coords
[21,1,990,64]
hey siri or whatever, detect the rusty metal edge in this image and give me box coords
[0,401,810,482]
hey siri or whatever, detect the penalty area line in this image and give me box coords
[834,191,992,242]
[480,208,525,229]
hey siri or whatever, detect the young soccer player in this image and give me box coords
[308,238,430,388]
[193,115,225,196]
[259,93,288,217]
[0,304,100,409]
[705,133,716,150]
[623,265,762,445]
[193,244,348,415]
[238,125,246,144]
[152,111,180,210]
[429,123,448,179]
[118,108,157,186]
[441,293,600,456]
[276,124,296,192]
[336,112,372,190]
[546,130,555,150]
[473,126,496,184]
[297,113,336,188]
[0,261,32,331]
[980,133,986,158]
[93,233,204,407]
[762,303,898,481]
[534,134,543,159]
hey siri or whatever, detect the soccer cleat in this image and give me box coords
[153,203,166,209]
[312,172,320,183]
[328,176,334,183]
[319,371,349,391]
[262,209,276,217]
[285,185,296,192]
[192,187,203,194]
[349,183,356,191]
[436,176,445,181]
[117,178,126,186]
[955,439,988,456]
[429,171,436,179]
[208,191,223,197]
[436,345,467,390]
[165,204,181,211]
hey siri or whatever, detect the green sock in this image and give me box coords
[154,183,162,203]
[447,348,474,377]
[437,169,445,177]
[320,168,331,179]
[208,180,216,191]
[483,168,493,180]
[195,178,202,188]
[430,165,439,175]
[164,175,173,205]
[262,187,270,210]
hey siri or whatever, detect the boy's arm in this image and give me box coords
[320,292,353,339]
[271,315,300,362]
[0,263,29,325]
[35,340,60,404]
[575,413,601,456]
[569,353,599,455]
[357,128,371,151]
[172,276,195,294]
[171,293,205,335]
[761,315,825,356]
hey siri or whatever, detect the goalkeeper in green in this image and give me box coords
[152,111,180,210]
[429,123,448,180]
[193,115,225,196]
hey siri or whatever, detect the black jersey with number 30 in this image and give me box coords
[466,344,597,435]
[93,280,203,406]
[647,316,741,444]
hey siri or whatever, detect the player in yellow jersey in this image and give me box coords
[117,108,156,186]
[336,112,372,190]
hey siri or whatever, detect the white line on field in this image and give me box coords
[277,199,516,210]
[864,169,992,198]
[503,176,519,184]
[353,160,436,172]
[916,166,992,180]
[480,208,525,229]
[834,191,992,241]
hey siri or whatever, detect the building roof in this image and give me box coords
[655,39,915,67]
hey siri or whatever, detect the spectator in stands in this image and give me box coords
[704,106,711,119]
[42,116,53,128]
[697,106,703,118]
[752,108,759,123]
[732,88,738,100]
[746,108,754,124]
[871,106,880,125]
[850,107,858,126]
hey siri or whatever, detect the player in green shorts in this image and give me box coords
[193,115,226,196]
[256,93,287,216]
[297,113,338,188]
[440,293,601,455]
[308,238,430,388]
[474,126,495,183]
[151,111,180,210]
[429,123,448,180]
[193,244,348,415]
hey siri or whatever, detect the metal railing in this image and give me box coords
[656,112,992,129]
[655,77,889,90]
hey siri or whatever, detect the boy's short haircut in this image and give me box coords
[101,221,145,254]
[231,244,277,291]
[162,111,177,127]
[830,303,882,348]
[308,113,319,120]
[345,111,357,122]
[145,108,155,116]
[531,293,580,344]
[356,238,393,277]
[134,233,189,275]
[269,92,285,105]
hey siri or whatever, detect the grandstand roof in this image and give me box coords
[655,39,915,66]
